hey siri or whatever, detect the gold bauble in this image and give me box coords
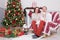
[16,6,19,8]
[13,5,15,7]
[6,23,8,25]
[18,9,20,10]
[8,10,11,13]
[22,17,24,21]
[16,18,18,20]
[14,10,16,12]
[14,14,16,16]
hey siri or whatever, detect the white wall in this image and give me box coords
[0,0,60,11]
[0,0,7,8]
[21,0,60,11]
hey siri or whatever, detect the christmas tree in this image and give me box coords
[2,0,25,28]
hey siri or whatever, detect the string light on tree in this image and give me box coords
[6,23,8,25]
[8,10,11,13]
[16,18,18,20]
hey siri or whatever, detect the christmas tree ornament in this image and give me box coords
[15,18,18,20]
[16,12,18,15]
[12,1,16,5]
[22,17,24,21]
[12,20,16,24]
[5,29,12,35]
[13,5,16,7]
[17,3,19,5]
[20,6,22,10]
[5,30,8,35]
[14,10,16,12]
[10,21,12,23]
[16,6,19,8]
[8,10,11,13]
[13,14,16,16]
[6,23,8,25]
[18,9,20,10]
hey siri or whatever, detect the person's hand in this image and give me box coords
[36,21,40,25]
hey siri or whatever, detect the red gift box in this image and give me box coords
[17,32,24,36]
[0,34,4,37]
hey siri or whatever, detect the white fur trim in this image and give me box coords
[49,22,57,25]
[43,22,48,34]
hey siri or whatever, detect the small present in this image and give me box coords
[0,27,6,33]
[17,32,24,36]
[0,33,5,37]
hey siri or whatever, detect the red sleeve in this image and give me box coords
[28,11,32,17]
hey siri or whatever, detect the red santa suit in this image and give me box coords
[31,13,45,36]
[43,12,60,36]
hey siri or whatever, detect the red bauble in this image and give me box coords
[17,32,24,36]
[16,12,19,16]
[12,1,16,5]
[20,6,22,10]
[7,29,12,35]
[12,2,16,8]
[5,10,8,16]
[12,20,16,24]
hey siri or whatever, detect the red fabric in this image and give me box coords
[51,12,60,24]
[31,20,45,36]
[28,11,32,17]
[31,20,37,35]
[52,12,57,21]
[46,22,57,33]
[43,12,60,34]
[37,20,45,36]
